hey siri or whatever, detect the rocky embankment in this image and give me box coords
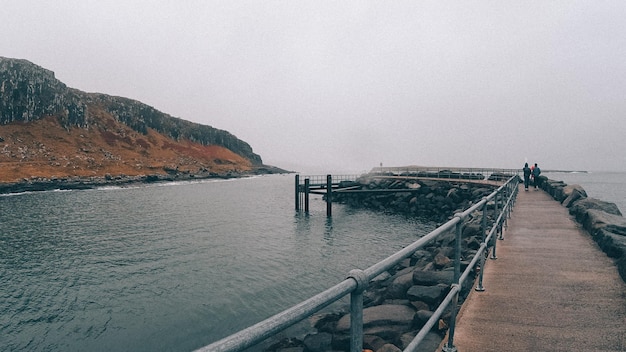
[258,173,626,352]
[266,176,500,352]
[0,165,288,194]
[332,176,499,223]
[539,177,626,283]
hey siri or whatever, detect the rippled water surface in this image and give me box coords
[0,175,436,351]
[545,171,626,213]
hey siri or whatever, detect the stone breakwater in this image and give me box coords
[332,176,498,223]
[539,176,626,283]
[266,176,500,352]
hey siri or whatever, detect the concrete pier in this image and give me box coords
[448,185,626,351]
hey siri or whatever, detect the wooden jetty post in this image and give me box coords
[296,173,359,216]
[326,174,332,217]
[304,178,310,213]
[295,174,300,210]
[295,174,312,213]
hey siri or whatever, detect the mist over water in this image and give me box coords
[0,175,436,351]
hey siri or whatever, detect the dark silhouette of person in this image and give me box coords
[523,162,531,191]
[532,163,541,190]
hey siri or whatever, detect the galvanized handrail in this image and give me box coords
[296,167,518,187]
[370,166,519,178]
[296,174,359,186]
[197,175,520,352]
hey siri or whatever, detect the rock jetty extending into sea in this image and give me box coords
[266,174,626,352]
[540,177,626,283]
[266,175,502,352]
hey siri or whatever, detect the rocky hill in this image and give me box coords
[0,57,281,186]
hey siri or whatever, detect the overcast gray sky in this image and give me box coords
[2,1,626,173]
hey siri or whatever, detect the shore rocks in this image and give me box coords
[269,174,625,352]
[541,177,626,284]
[0,166,289,194]
[336,305,415,332]
[332,176,496,223]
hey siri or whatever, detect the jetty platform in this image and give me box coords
[449,185,626,351]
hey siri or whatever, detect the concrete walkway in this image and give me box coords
[448,185,626,351]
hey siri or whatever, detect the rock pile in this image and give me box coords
[541,178,626,283]
[333,176,496,223]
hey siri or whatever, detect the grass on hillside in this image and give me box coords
[0,114,252,183]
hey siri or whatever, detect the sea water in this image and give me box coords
[2,172,624,351]
[544,171,626,214]
[0,175,436,351]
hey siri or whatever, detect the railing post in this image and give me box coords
[476,200,488,292]
[326,174,332,217]
[347,269,368,352]
[496,191,505,240]
[500,187,508,238]
[295,174,300,211]
[490,194,499,260]
[443,214,463,352]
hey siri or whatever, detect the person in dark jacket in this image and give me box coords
[523,163,531,191]
[532,163,541,190]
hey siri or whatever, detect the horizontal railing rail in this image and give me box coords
[296,174,360,187]
[370,166,519,180]
[197,175,520,352]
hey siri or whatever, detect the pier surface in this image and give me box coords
[450,185,626,351]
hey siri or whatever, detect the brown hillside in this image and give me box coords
[0,111,252,183]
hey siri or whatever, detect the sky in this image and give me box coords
[2,1,626,173]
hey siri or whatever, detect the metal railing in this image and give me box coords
[197,175,520,352]
[370,166,519,181]
[296,174,360,187]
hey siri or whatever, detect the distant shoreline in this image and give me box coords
[544,170,588,173]
[0,166,292,195]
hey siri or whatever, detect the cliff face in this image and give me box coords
[0,57,265,182]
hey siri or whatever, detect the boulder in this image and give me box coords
[543,179,567,201]
[618,256,626,284]
[595,229,626,259]
[276,347,304,352]
[386,271,415,299]
[409,300,430,311]
[410,250,433,267]
[400,331,443,352]
[406,284,447,305]
[605,221,626,237]
[361,325,405,345]
[302,332,332,352]
[561,184,587,208]
[433,253,451,269]
[363,289,385,307]
[465,236,482,250]
[371,271,392,285]
[462,222,482,237]
[412,270,454,286]
[578,209,626,235]
[570,198,623,222]
[335,305,415,332]
[412,309,434,328]
[377,343,402,352]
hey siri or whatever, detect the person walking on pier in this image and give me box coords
[523,163,531,191]
[532,163,541,190]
